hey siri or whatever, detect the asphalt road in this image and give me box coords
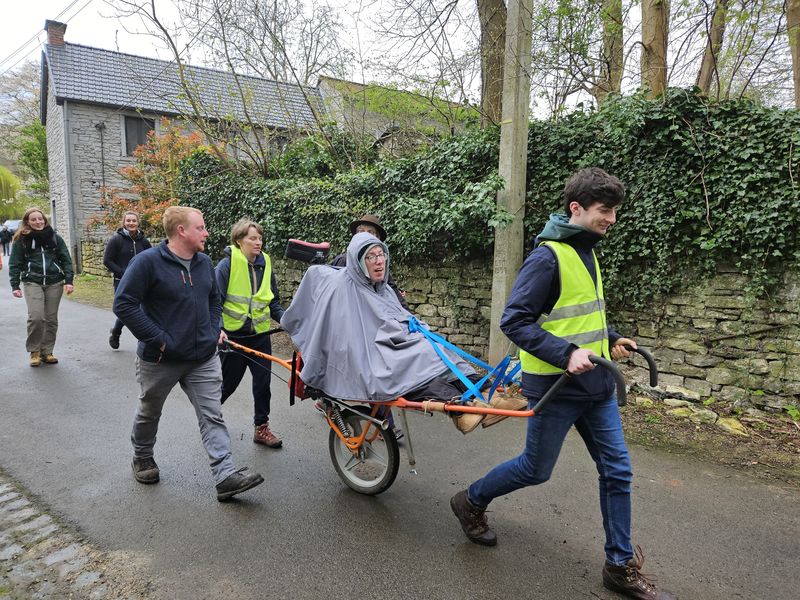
[0,268,797,600]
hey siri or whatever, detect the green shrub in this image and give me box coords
[179,89,800,310]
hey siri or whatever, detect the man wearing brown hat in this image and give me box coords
[330,214,408,310]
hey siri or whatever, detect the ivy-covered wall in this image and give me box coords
[180,89,800,314]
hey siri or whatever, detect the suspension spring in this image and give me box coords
[330,406,352,437]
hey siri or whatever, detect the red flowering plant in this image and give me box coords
[87,118,214,239]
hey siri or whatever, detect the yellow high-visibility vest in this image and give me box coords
[520,241,609,375]
[222,246,274,334]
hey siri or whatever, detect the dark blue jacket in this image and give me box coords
[113,241,222,363]
[500,226,621,402]
[215,247,286,334]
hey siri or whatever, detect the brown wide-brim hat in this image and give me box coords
[349,214,387,241]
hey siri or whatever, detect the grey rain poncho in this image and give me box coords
[281,232,474,401]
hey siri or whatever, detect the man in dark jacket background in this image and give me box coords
[114,206,264,502]
[449,168,676,600]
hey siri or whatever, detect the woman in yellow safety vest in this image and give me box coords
[216,218,286,448]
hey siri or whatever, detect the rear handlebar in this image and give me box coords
[531,347,659,414]
[532,356,627,413]
[625,346,658,387]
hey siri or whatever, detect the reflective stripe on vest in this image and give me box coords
[222,246,275,333]
[520,241,609,375]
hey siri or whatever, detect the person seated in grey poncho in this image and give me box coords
[281,232,483,409]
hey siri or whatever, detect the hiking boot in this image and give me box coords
[109,330,120,350]
[131,457,160,484]
[253,423,282,448]
[450,400,489,434]
[482,392,529,428]
[450,489,497,546]
[29,352,41,367]
[602,547,677,600]
[42,354,58,364]
[216,468,264,501]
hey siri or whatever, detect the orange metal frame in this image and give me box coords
[225,340,536,454]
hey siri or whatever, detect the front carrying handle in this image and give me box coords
[532,355,627,414]
[624,345,658,387]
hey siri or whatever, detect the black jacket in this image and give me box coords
[103,228,152,281]
[113,242,222,363]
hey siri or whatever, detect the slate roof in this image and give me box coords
[43,42,321,129]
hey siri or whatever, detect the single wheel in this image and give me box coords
[328,405,399,495]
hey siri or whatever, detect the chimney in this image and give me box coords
[44,20,67,46]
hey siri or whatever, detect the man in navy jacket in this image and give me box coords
[114,206,264,502]
[450,168,676,600]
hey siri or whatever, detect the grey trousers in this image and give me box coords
[132,355,237,484]
[22,282,64,354]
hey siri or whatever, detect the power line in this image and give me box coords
[0,0,96,76]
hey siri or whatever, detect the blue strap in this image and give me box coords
[409,317,518,403]
[409,317,484,402]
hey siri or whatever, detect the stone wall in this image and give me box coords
[615,266,800,413]
[80,240,108,277]
[45,83,69,247]
[80,244,800,411]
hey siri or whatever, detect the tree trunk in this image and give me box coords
[477,0,507,127]
[790,0,800,108]
[595,0,624,104]
[696,0,729,97]
[641,0,669,98]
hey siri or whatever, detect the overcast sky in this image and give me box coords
[0,0,204,75]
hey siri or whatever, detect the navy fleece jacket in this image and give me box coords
[113,241,222,363]
[500,214,621,402]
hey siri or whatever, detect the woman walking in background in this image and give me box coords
[216,219,286,448]
[103,211,152,349]
[8,207,74,367]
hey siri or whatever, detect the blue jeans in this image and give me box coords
[468,395,634,565]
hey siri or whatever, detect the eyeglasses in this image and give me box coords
[364,252,386,263]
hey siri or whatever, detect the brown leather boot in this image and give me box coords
[253,423,282,448]
[450,400,489,434]
[29,352,41,367]
[450,489,497,546]
[602,547,677,600]
[481,392,529,428]
[42,353,59,364]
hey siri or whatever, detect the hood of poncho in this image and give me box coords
[281,232,473,401]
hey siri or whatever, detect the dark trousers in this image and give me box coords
[220,331,272,426]
[111,278,125,336]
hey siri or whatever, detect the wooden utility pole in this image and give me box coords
[790,0,800,108]
[488,0,533,365]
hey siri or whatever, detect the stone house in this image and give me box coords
[40,20,322,270]
[40,20,477,272]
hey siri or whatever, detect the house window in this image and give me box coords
[124,116,155,156]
